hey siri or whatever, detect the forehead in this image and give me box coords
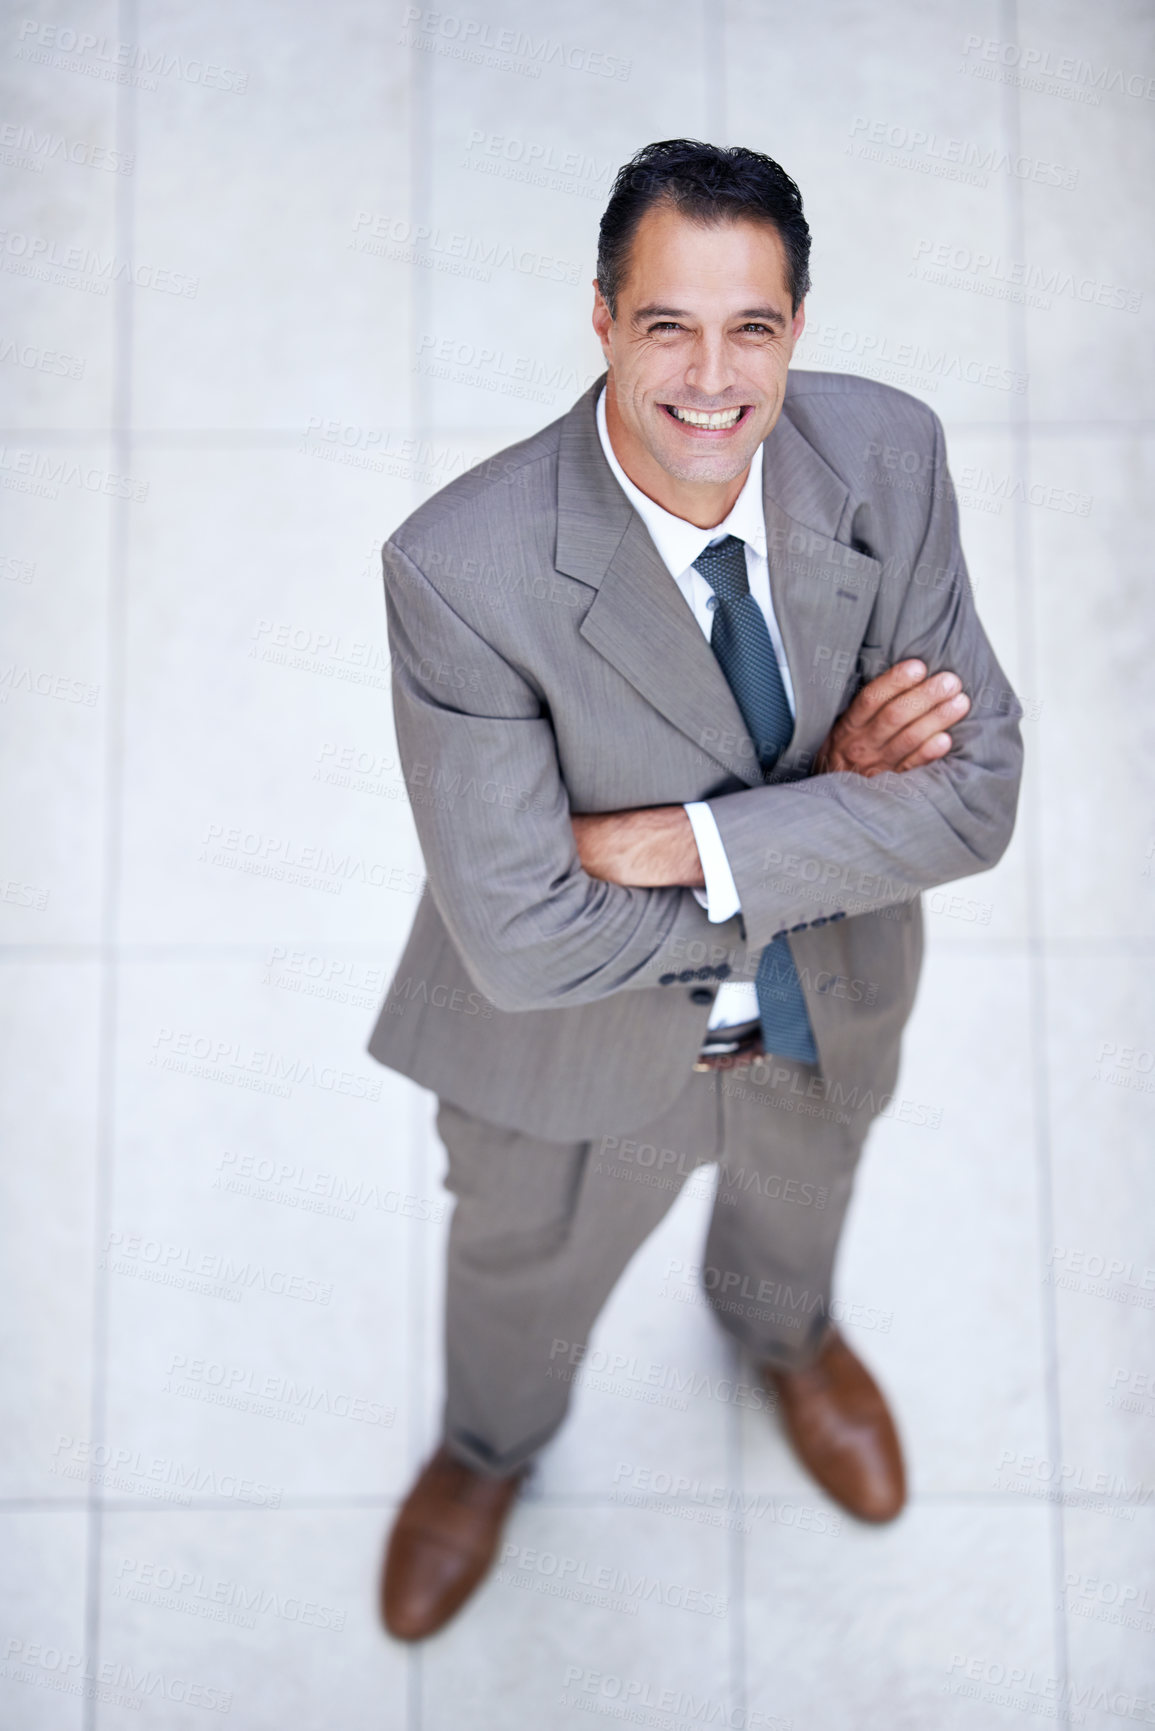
[621,201,790,303]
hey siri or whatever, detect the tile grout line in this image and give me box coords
[718,28,754,1716]
[6,935,1155,961]
[405,20,433,1728]
[81,1,138,1725]
[727,1334,746,1728]
[702,11,748,1721]
[705,0,728,148]
[1001,0,1071,1715]
[2,421,1153,443]
[407,1093,431,1472]
[2,1487,1126,1514]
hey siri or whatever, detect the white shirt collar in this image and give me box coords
[595,383,766,580]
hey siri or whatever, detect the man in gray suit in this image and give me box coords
[369,140,1023,1640]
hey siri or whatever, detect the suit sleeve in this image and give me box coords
[703,409,1024,951]
[383,539,748,1012]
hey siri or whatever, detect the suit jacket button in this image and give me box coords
[659,973,676,986]
[689,987,715,1006]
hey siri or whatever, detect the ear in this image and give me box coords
[591,281,614,362]
[791,297,806,344]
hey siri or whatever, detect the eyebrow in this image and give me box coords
[631,302,789,329]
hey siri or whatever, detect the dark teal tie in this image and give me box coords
[693,534,819,1066]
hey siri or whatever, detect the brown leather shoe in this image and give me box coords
[760,1330,906,1522]
[380,1445,527,1640]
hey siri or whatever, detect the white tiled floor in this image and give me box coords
[2,2,1152,1727]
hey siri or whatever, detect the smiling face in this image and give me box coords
[592,197,806,526]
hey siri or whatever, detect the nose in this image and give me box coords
[681,331,737,403]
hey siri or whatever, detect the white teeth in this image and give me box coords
[669,405,744,428]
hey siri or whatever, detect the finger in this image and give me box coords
[862,670,963,745]
[894,731,954,773]
[882,691,970,765]
[840,659,927,731]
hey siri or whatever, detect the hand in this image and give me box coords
[814,660,970,777]
[571,806,705,888]
[572,659,972,888]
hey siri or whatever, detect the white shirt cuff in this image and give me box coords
[684,802,743,923]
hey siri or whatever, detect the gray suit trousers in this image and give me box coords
[437,1051,869,1478]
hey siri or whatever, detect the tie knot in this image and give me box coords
[693,534,749,602]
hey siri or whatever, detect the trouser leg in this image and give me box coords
[702,1053,872,1370]
[437,1067,719,1477]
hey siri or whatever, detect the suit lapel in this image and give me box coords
[556,372,881,788]
[557,373,762,787]
[579,515,764,787]
[760,449,881,777]
[750,395,881,779]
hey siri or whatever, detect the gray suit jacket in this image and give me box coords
[366,370,1023,1140]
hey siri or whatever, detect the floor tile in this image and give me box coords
[0,443,110,944]
[128,0,411,430]
[0,0,118,431]
[0,1511,89,1731]
[116,446,420,944]
[743,1504,1057,1731]
[421,1502,732,1730]
[1044,954,1155,1499]
[100,957,422,1499]
[0,962,100,1499]
[1061,1507,1155,1729]
[1030,436,1155,939]
[1017,0,1155,422]
[96,1508,405,1730]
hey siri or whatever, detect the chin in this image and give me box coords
[653,441,761,487]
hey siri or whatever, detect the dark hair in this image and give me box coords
[596,138,811,318]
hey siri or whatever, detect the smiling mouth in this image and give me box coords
[662,404,751,430]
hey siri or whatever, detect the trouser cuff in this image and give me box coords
[442,1419,554,1481]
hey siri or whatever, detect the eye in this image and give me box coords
[648,322,683,333]
[738,323,775,335]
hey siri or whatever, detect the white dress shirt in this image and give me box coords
[594,385,795,1031]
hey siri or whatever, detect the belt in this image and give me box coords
[692,1018,765,1073]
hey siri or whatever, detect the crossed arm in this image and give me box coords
[384,484,1021,1015]
[572,659,972,888]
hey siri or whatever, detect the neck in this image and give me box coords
[603,380,749,528]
